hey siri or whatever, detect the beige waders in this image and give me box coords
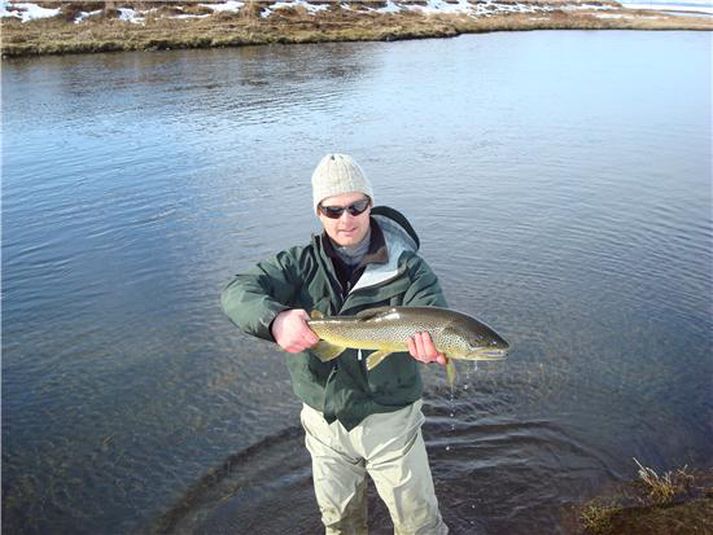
[300,400,448,535]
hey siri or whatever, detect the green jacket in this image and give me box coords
[221,206,447,431]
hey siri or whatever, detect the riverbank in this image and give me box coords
[573,462,713,534]
[2,0,711,58]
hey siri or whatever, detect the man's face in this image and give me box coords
[317,191,372,247]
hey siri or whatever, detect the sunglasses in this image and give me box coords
[318,198,371,219]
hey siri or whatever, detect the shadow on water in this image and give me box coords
[148,419,397,534]
[152,392,618,534]
[151,426,320,535]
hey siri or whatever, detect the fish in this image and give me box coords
[308,306,509,385]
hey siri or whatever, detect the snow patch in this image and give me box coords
[272,0,331,14]
[3,0,706,24]
[117,7,151,23]
[74,9,102,23]
[376,1,403,14]
[410,0,473,15]
[199,1,245,12]
[2,1,60,22]
[171,13,212,20]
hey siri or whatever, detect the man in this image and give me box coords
[221,153,449,534]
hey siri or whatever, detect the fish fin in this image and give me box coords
[446,358,457,387]
[355,307,397,320]
[311,341,346,362]
[366,349,394,370]
[310,310,324,320]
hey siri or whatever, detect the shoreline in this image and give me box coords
[571,464,713,534]
[2,1,711,58]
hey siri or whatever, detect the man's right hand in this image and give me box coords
[271,309,320,353]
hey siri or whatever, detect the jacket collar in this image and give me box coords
[312,206,420,300]
[350,209,419,294]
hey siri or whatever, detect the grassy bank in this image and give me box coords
[575,461,713,535]
[2,1,712,58]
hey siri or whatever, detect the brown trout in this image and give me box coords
[308,306,509,385]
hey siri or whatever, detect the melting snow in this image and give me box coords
[2,1,60,22]
[3,0,701,24]
[117,7,145,24]
[199,1,245,12]
[73,9,102,24]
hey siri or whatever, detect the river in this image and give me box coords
[2,30,711,534]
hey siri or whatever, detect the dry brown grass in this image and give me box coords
[578,461,713,535]
[2,3,711,58]
[633,457,696,506]
[240,0,262,19]
[181,4,214,16]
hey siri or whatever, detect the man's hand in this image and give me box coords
[407,332,447,366]
[271,309,320,353]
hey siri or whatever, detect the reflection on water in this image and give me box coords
[3,31,711,534]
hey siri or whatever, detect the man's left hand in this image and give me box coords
[407,332,447,366]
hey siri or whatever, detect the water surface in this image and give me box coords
[2,31,711,533]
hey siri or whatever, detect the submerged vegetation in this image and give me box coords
[2,0,712,58]
[577,459,713,534]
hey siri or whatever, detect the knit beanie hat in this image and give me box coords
[311,153,375,214]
